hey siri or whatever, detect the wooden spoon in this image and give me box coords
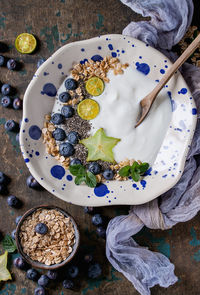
[135,33,200,127]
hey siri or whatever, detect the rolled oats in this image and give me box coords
[19,209,76,266]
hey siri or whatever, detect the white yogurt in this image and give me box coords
[89,66,172,164]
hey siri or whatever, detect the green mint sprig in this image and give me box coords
[119,161,149,182]
[2,235,17,253]
[69,164,97,188]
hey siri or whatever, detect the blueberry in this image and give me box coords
[88,263,102,279]
[7,195,21,208]
[7,59,17,70]
[88,162,101,175]
[70,158,82,166]
[84,254,93,264]
[68,131,79,144]
[65,78,77,90]
[1,84,11,95]
[38,275,49,287]
[47,270,58,280]
[51,113,64,125]
[15,215,22,225]
[63,279,74,289]
[96,226,106,238]
[102,169,114,180]
[52,128,66,141]
[26,175,42,190]
[0,184,8,195]
[68,265,79,278]
[37,58,46,69]
[16,133,20,142]
[13,97,23,110]
[92,214,103,226]
[35,223,48,235]
[13,257,27,270]
[61,105,74,118]
[0,55,5,66]
[59,92,71,103]
[59,142,74,157]
[83,207,95,215]
[1,96,12,108]
[11,229,16,240]
[4,120,19,132]
[27,268,39,281]
[0,171,7,184]
[34,286,45,295]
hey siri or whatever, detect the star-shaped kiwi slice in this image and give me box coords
[79,128,120,163]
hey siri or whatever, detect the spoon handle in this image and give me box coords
[151,33,200,102]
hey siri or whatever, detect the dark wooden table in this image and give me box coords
[0,0,200,294]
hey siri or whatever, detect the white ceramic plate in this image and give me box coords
[20,34,197,206]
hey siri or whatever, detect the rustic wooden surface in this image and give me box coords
[0,0,200,294]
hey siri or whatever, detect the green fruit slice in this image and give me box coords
[80,128,120,163]
[0,251,12,282]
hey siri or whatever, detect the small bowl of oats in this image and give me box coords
[15,205,80,269]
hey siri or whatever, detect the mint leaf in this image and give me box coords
[85,172,97,188]
[131,161,140,170]
[69,164,86,176]
[139,163,149,174]
[131,170,140,182]
[75,175,86,185]
[2,235,17,253]
[119,165,131,177]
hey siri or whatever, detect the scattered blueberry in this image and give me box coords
[92,214,103,226]
[0,184,8,195]
[70,158,82,166]
[1,96,12,108]
[61,105,74,118]
[34,286,45,295]
[13,97,23,110]
[15,215,22,225]
[84,207,95,215]
[13,257,27,270]
[68,265,79,278]
[63,279,74,289]
[7,58,17,70]
[47,270,58,280]
[52,128,66,141]
[26,175,42,190]
[65,78,77,90]
[0,55,5,66]
[59,92,71,103]
[0,171,7,185]
[35,223,48,235]
[67,131,79,144]
[1,84,11,95]
[38,275,49,287]
[51,113,64,125]
[88,162,101,175]
[59,142,75,157]
[27,268,39,281]
[37,58,46,69]
[11,229,16,240]
[102,169,114,180]
[96,226,106,238]
[84,253,93,264]
[88,263,102,278]
[16,133,20,142]
[7,195,21,208]
[4,120,19,132]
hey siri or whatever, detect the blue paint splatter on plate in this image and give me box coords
[41,83,57,97]
[136,62,150,75]
[94,183,110,197]
[51,165,65,179]
[28,125,42,140]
